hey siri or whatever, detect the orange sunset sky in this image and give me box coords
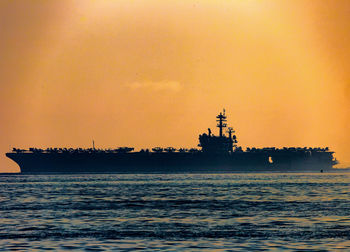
[1,0,350,172]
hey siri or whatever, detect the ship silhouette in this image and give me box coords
[6,110,337,173]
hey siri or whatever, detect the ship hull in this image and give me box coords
[6,152,333,174]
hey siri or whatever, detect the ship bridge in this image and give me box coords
[198,110,238,154]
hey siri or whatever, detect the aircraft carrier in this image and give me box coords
[6,111,338,173]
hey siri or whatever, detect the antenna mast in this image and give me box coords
[216,109,227,137]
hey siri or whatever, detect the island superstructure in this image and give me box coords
[6,110,337,173]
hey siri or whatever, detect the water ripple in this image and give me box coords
[0,173,350,250]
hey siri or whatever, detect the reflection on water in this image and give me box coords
[0,173,350,251]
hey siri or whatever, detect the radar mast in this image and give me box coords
[216,109,227,137]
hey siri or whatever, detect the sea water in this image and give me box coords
[0,173,350,251]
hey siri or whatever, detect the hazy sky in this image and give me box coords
[1,0,350,172]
